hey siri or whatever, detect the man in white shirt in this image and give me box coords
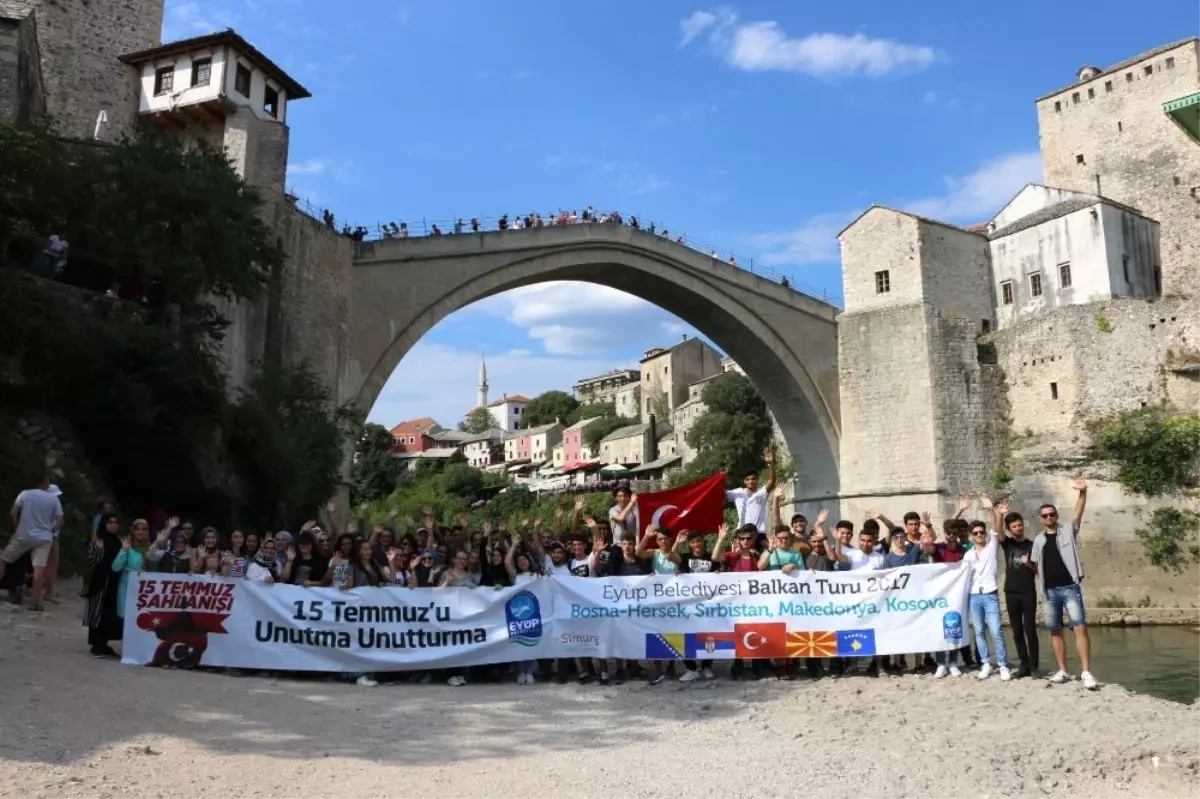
[2,475,64,611]
[963,519,1011,681]
[725,447,776,542]
[827,519,885,676]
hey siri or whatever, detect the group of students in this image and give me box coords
[55,459,1100,691]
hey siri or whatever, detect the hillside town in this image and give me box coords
[383,335,757,491]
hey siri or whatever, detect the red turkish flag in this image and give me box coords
[636,472,727,535]
[734,622,789,659]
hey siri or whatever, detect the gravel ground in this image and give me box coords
[1,600,1197,799]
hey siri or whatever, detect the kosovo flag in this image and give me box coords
[645,633,686,659]
[836,629,877,657]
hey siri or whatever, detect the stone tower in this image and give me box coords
[1035,38,1200,295]
[477,354,488,410]
[835,206,1001,521]
[7,0,165,140]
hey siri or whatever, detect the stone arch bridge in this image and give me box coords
[346,224,842,498]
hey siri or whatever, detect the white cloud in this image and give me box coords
[619,174,670,195]
[903,151,1043,221]
[162,0,240,41]
[287,159,326,176]
[679,9,938,77]
[748,151,1043,266]
[367,343,623,427]
[923,90,937,103]
[747,212,853,266]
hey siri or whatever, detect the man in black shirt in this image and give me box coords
[1031,476,1096,690]
[991,498,1039,678]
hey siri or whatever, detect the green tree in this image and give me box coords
[0,121,73,262]
[228,363,355,530]
[68,127,281,304]
[566,402,615,425]
[584,415,637,456]
[458,406,494,434]
[437,462,486,501]
[682,372,772,485]
[1135,507,1200,573]
[521,390,579,428]
[1089,405,1200,497]
[351,423,401,507]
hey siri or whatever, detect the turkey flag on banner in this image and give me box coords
[636,472,727,536]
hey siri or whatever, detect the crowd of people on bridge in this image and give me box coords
[2,464,1097,691]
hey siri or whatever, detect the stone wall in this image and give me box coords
[989,296,1199,458]
[224,105,289,195]
[0,6,44,125]
[25,0,163,140]
[918,220,993,327]
[1036,38,1200,296]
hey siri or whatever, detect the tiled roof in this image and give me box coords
[988,194,1147,240]
[1036,38,1199,102]
[601,423,649,442]
[488,394,530,407]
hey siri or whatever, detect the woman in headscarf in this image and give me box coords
[83,513,123,657]
[111,519,149,626]
[246,537,280,584]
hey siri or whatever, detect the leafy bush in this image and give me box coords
[990,466,1013,489]
[1135,507,1200,573]
[1095,312,1113,333]
[1089,406,1200,497]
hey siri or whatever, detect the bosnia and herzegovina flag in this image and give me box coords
[644,632,737,659]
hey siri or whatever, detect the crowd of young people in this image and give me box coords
[3,468,1097,691]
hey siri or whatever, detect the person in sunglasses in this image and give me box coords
[1030,476,1097,690]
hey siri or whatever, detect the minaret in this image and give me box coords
[476,354,488,409]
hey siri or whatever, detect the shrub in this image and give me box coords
[991,466,1013,489]
[1089,406,1200,497]
[1095,312,1113,333]
[1135,507,1200,573]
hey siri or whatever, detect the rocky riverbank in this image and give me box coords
[1,601,1198,798]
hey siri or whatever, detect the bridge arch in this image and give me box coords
[347,224,841,498]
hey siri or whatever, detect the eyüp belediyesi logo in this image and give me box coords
[505,591,543,647]
[942,610,963,645]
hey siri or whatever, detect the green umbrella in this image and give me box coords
[599,463,631,476]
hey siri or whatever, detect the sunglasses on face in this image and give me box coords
[971,530,987,536]
[1041,512,1057,519]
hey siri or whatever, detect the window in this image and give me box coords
[1154,265,1162,294]
[1087,87,1095,99]
[1122,255,1130,283]
[1058,261,1072,288]
[1166,57,1175,69]
[190,57,211,87]
[1071,91,1080,104]
[663,366,669,375]
[153,66,174,95]
[514,407,521,414]
[1054,101,1061,112]
[874,269,890,294]
[1174,176,1182,186]
[1050,382,1059,400]
[981,319,992,334]
[1030,273,1043,298]
[263,85,279,118]
[1105,80,1113,93]
[1117,121,1123,132]
[1126,71,1133,82]
[234,63,251,96]
[1075,153,1085,164]
[1000,280,1014,306]
[1143,65,1153,76]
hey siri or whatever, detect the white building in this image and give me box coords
[988,185,1161,329]
[462,428,504,469]
[119,29,309,195]
[487,393,529,432]
[574,369,639,405]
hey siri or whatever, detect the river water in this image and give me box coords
[996,626,1198,704]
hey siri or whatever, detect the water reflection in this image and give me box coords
[995,625,1198,704]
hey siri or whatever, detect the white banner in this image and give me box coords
[121,565,971,670]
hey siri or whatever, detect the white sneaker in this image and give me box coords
[934,665,948,679]
[447,675,466,687]
[1048,669,1070,684]
[679,669,700,683]
[948,665,963,677]
[526,672,536,685]
[976,663,994,680]
[355,675,377,687]
[1081,671,1098,690]
[999,666,1012,682]
[701,667,715,680]
[516,672,527,686]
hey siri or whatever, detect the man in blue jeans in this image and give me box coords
[961,517,1010,681]
[1031,476,1097,690]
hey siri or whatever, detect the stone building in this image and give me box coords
[1035,38,1199,295]
[462,428,505,469]
[638,336,724,424]
[573,369,639,406]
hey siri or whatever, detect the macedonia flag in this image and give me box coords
[787,630,837,658]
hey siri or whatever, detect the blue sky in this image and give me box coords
[164,1,1195,427]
